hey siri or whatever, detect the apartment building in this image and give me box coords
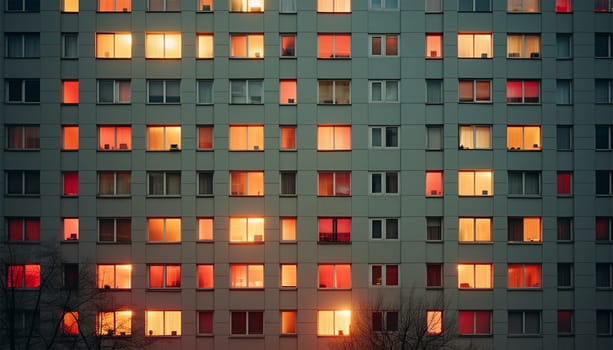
[1,0,613,349]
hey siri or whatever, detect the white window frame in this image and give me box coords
[5,33,39,58]
[97,79,131,104]
[318,80,351,105]
[458,79,492,103]
[369,34,398,56]
[370,264,399,287]
[369,0,399,9]
[147,80,180,104]
[369,80,399,103]
[596,79,613,104]
[508,311,541,335]
[147,171,181,196]
[507,34,541,58]
[369,218,399,240]
[459,125,492,150]
[369,126,399,148]
[5,79,39,103]
[230,79,263,104]
[369,172,399,194]
[97,171,131,196]
[97,218,131,243]
[508,171,541,196]
[147,0,180,11]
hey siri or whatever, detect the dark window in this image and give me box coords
[64,264,79,289]
[426,263,442,288]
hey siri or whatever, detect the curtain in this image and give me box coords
[474,34,491,57]
[148,172,164,195]
[281,172,295,195]
[371,128,382,147]
[386,265,398,285]
[507,0,522,11]
[457,35,473,57]
[386,81,398,101]
[427,264,441,287]
[371,173,382,193]
[525,35,540,57]
[230,80,246,103]
[386,173,398,193]
[476,81,490,101]
[371,82,382,101]
[318,173,333,195]
[166,173,180,195]
[427,126,441,149]
[386,219,398,239]
[475,218,491,241]
[508,173,523,195]
[475,126,491,148]
[507,35,522,57]
[459,126,474,149]
[116,173,131,194]
[334,265,351,288]
[459,81,473,101]
[98,220,114,241]
[427,80,442,103]
[459,218,475,241]
[116,219,131,242]
[248,80,262,103]
[334,81,350,104]
[335,172,350,196]
[165,265,181,287]
[248,312,263,334]
[198,173,213,195]
[371,220,382,239]
[280,0,296,13]
[164,311,181,335]
[525,173,540,195]
[24,34,39,57]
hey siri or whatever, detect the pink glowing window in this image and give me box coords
[318,217,351,242]
[426,171,443,196]
[99,126,131,150]
[280,80,297,104]
[63,218,79,241]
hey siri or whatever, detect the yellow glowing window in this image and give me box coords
[280,80,297,104]
[317,125,351,150]
[507,126,541,150]
[198,217,213,240]
[145,311,181,336]
[147,218,181,242]
[458,263,493,289]
[458,170,493,196]
[197,34,214,58]
[426,311,443,335]
[508,263,542,288]
[317,310,351,336]
[62,126,79,150]
[63,218,79,241]
[230,264,264,288]
[61,312,79,335]
[459,218,492,242]
[317,0,351,12]
[230,171,264,196]
[281,264,297,288]
[281,217,296,241]
[508,0,539,12]
[229,217,264,242]
[508,217,542,242]
[197,264,214,288]
[62,0,79,12]
[99,0,131,12]
[147,126,181,151]
[230,0,263,12]
[459,125,491,149]
[97,311,132,336]
[229,125,264,151]
[230,34,264,58]
[97,264,132,289]
[96,33,132,58]
[458,33,493,58]
[145,33,181,59]
[281,311,297,334]
[507,34,540,58]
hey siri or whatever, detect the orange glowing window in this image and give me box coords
[145,33,181,59]
[230,0,264,11]
[427,311,442,335]
[318,264,351,289]
[507,126,541,150]
[426,171,443,196]
[97,311,132,336]
[63,218,79,241]
[426,33,442,58]
[459,80,492,103]
[147,126,181,151]
[230,264,264,288]
[280,80,297,104]
[99,126,131,150]
[458,263,493,289]
[281,34,296,57]
[145,311,181,336]
[147,218,181,242]
[317,125,351,150]
[63,172,79,196]
[281,311,297,334]
[459,217,492,242]
[229,217,264,242]
[458,170,493,196]
[229,125,264,151]
[196,33,214,58]
[7,264,40,288]
[197,217,213,241]
[508,263,542,288]
[317,0,351,12]
[7,218,40,241]
[318,172,351,196]
[197,264,214,289]
[508,217,542,242]
[318,34,351,58]
[280,126,296,150]
[198,126,213,149]
[281,217,297,241]
[96,33,132,58]
[230,171,264,196]
[317,310,351,336]
[99,0,131,12]
[280,264,297,288]
[62,0,79,12]
[230,34,264,58]
[62,126,79,150]
[148,264,181,288]
[97,264,132,289]
[62,81,79,104]
[62,312,79,335]
[198,0,212,11]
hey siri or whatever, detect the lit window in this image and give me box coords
[197,80,213,104]
[145,33,181,58]
[230,0,263,12]
[61,312,79,335]
[145,311,181,336]
[426,125,443,150]
[230,79,263,104]
[596,263,613,288]
[318,264,351,289]
[557,33,572,58]
[426,263,443,288]
[370,264,398,286]
[427,217,443,241]
[507,34,540,58]
[229,217,264,242]
[318,80,351,104]
[147,218,181,242]
[5,171,39,195]
[230,171,264,196]
[596,125,613,150]
[63,264,78,289]
[458,311,492,335]
[230,34,264,58]
[7,218,40,241]
[596,79,613,104]
[98,172,131,196]
[280,264,297,288]
[457,263,493,289]
[197,171,213,195]
[198,0,212,11]
[95,33,132,58]
[558,310,573,335]
[508,217,542,242]
[62,33,78,58]
[100,0,132,12]
[426,171,443,196]
[317,125,351,150]
[62,0,79,12]
[370,126,398,148]
[147,80,180,103]
[557,263,573,288]
[197,265,214,288]
[508,171,541,196]
[318,34,351,58]
[148,264,181,288]
[426,33,442,58]
[372,311,399,332]
[97,80,130,104]
[6,0,39,12]
[62,126,79,150]
[98,126,131,150]
[280,0,296,12]
[507,0,539,12]
[595,0,613,12]
[280,80,297,104]
[229,125,264,150]
[280,171,296,195]
[4,33,39,58]
[147,0,177,11]
[5,79,39,103]
[197,218,213,241]
[457,33,493,58]
[426,0,442,12]
[557,79,573,104]
[147,126,181,150]
[369,80,399,102]
[370,34,398,56]
[458,170,493,196]
[230,264,264,288]
[98,218,131,242]
[97,311,132,336]
[317,0,351,13]
[596,217,613,241]
[458,79,491,103]
[317,310,351,336]
[370,0,398,9]
[557,217,573,241]
[280,126,296,150]
[281,311,297,334]
[370,172,399,194]
[281,217,297,241]
[7,264,40,288]
[6,125,40,150]
[97,264,132,289]
[62,218,79,241]
[557,172,572,195]
[459,125,491,150]
[370,218,399,240]
[557,125,573,150]
[231,311,263,335]
[508,264,542,288]
[196,126,213,150]
[318,218,351,243]
[507,80,540,103]
[318,172,351,196]
[280,34,296,57]
[508,311,541,335]
[426,79,443,104]
[197,311,213,335]
[459,218,492,242]
[426,311,443,335]
[506,126,541,150]
[147,171,181,196]
[555,0,572,12]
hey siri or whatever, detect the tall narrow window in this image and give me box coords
[425,171,443,196]
[458,80,492,103]
[280,80,297,104]
[426,217,442,241]
[61,312,79,335]
[197,218,213,241]
[63,218,79,241]
[280,264,297,288]
[557,34,572,58]
[281,311,297,334]
[426,311,443,335]
[196,33,214,58]
[557,172,572,195]
[426,263,443,288]
[62,33,78,58]
[426,33,442,58]
[197,265,214,288]
[555,0,571,12]
[280,171,296,195]
[281,34,296,57]
[557,217,573,241]
[197,127,213,150]
[197,80,213,105]
[557,125,573,150]
[281,217,297,241]
[197,311,213,335]
[62,0,79,12]
[197,172,213,195]
[596,125,613,150]
[62,126,79,150]
[426,79,443,104]
[280,126,296,150]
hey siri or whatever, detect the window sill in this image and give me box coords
[280,287,297,290]
[230,195,264,197]
[196,102,214,105]
[507,195,542,198]
[5,149,40,152]
[95,58,132,60]
[229,103,264,106]
[317,57,352,60]
[97,10,132,13]
[5,194,40,197]
[229,241,265,245]
[317,241,351,245]
[147,195,182,198]
[229,288,264,291]
[197,334,214,337]
[61,240,79,244]
[507,288,542,291]
[317,288,352,291]
[280,56,297,59]
[506,149,541,152]
[507,241,542,244]
[229,57,265,60]
[458,101,492,104]
[145,335,181,338]
[97,195,131,198]
[6,241,39,245]
[146,288,182,292]
[97,150,132,152]
[280,194,297,197]
[459,242,493,245]
[280,149,297,152]
[280,241,297,244]
[426,240,443,243]
[507,334,542,338]
[146,102,181,105]
[98,288,131,291]
[426,286,443,290]
[459,334,493,338]
[97,241,132,244]
[595,241,613,244]
[317,103,351,106]
[458,288,493,291]
[146,242,182,245]
[557,287,574,290]
[229,335,264,339]
[196,194,214,197]
[196,288,214,291]
[280,334,297,337]
[426,57,443,60]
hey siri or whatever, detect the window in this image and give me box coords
[97,80,131,104]
[426,217,442,241]
[7,218,40,241]
[555,0,572,12]
[280,264,297,288]
[426,311,443,335]
[459,0,491,11]
[98,172,131,196]
[508,171,541,196]
[557,172,572,195]
[145,311,181,336]
[197,218,213,241]
[197,172,213,195]
[230,171,264,196]
[368,126,398,148]
[458,170,493,196]
[318,34,350,58]
[147,80,180,104]
[229,125,264,150]
[6,264,40,288]
[426,263,443,288]
[97,264,132,289]
[280,126,296,150]
[370,0,398,9]
[370,218,399,240]
[459,218,492,242]
[318,217,351,243]
[508,264,541,288]
[318,310,351,336]
[95,33,132,58]
[230,34,264,58]
[459,125,491,149]
[370,34,398,56]
[558,263,573,288]
[6,125,40,150]
[557,217,573,241]
[62,126,79,150]
[5,79,39,103]
[62,218,79,241]
[98,218,131,242]
[369,80,399,102]
[99,126,131,150]
[597,311,613,335]
[280,34,296,57]
[507,0,539,12]
[280,171,296,195]
[458,80,491,103]
[97,311,132,336]
[5,33,39,58]
[318,80,351,104]
[230,79,263,104]
[596,217,612,241]
[508,217,542,242]
[596,79,613,104]
[230,264,264,288]
[557,79,572,105]
[62,33,78,58]
[198,0,212,11]
[230,0,263,12]
[197,311,213,335]
[231,311,263,335]
[317,0,351,12]
[61,0,78,12]
[370,264,398,286]
[281,217,296,241]
[596,171,613,196]
[197,265,214,288]
[507,34,540,58]
[457,33,493,58]
[280,80,297,104]
[372,311,399,332]
[370,172,399,194]
[280,311,297,335]
[145,33,181,58]
[147,218,181,242]
[426,126,442,150]
[426,33,442,58]
[61,312,79,335]
[457,263,493,289]
[195,126,213,150]
[63,264,78,289]
[147,172,180,196]
[229,217,264,243]
[280,0,296,12]
[197,80,213,104]
[508,311,541,335]
[5,171,39,195]
[426,79,443,104]
[147,0,177,11]
[147,126,181,150]
[318,125,351,150]
[426,171,443,196]
[426,0,442,12]
[318,172,350,196]
[556,34,572,59]
[63,171,78,195]
[596,0,613,12]
[507,80,540,103]
[6,0,39,11]
[459,311,492,335]
[318,264,351,289]
[557,125,573,150]
[596,125,613,150]
[148,264,180,289]
[596,33,613,58]
[597,264,613,288]
[100,0,132,11]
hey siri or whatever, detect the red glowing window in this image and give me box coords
[318,264,351,289]
[280,80,297,104]
[558,310,573,334]
[507,80,540,104]
[148,264,181,288]
[371,264,398,286]
[459,311,492,335]
[7,264,40,288]
[63,172,79,196]
[62,81,79,104]
[557,172,572,195]
[62,311,79,335]
[318,34,351,58]
[508,264,542,288]
[8,218,40,241]
[426,171,443,196]
[596,217,612,241]
[556,0,571,12]
[197,264,214,289]
[280,126,296,150]
[318,217,351,242]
